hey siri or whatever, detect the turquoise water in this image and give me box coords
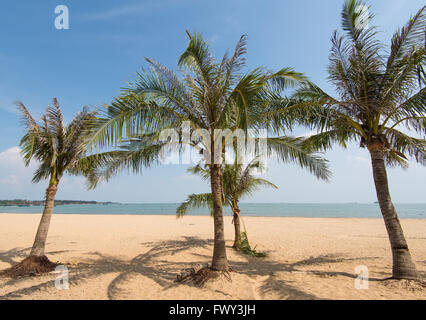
[1,203,425,218]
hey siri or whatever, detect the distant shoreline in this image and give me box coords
[1,203,424,219]
[1,212,425,220]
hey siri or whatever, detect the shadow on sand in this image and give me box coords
[0,237,401,300]
[0,246,68,267]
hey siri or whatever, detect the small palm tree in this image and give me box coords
[295,0,425,280]
[177,158,277,255]
[2,99,96,277]
[86,32,330,273]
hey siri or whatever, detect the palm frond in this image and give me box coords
[46,98,66,154]
[87,94,183,150]
[302,129,355,153]
[384,5,426,86]
[219,34,248,89]
[73,135,166,188]
[31,163,52,183]
[178,31,215,87]
[341,0,378,55]
[266,136,332,181]
[186,164,210,181]
[386,128,426,166]
[176,193,213,217]
[17,99,96,185]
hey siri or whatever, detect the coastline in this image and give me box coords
[1,212,426,220]
[1,202,425,219]
[1,214,425,299]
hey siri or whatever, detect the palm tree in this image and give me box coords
[295,0,425,280]
[2,99,96,277]
[86,32,330,273]
[177,158,277,253]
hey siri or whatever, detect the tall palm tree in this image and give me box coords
[2,99,96,277]
[177,158,277,252]
[294,0,425,280]
[86,32,330,272]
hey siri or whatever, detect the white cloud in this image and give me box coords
[0,146,21,162]
[0,146,37,188]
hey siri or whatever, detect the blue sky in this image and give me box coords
[0,0,425,203]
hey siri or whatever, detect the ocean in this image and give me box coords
[1,203,425,218]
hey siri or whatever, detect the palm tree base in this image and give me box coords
[177,267,233,287]
[382,278,426,293]
[0,256,58,278]
[391,248,420,281]
[390,273,421,281]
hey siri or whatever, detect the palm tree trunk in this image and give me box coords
[30,183,58,257]
[368,144,418,280]
[232,208,242,249]
[210,163,229,271]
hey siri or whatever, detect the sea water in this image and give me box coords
[1,203,425,218]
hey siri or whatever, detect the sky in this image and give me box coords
[0,0,425,203]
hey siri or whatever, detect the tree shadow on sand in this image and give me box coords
[0,246,68,270]
[0,247,70,299]
[229,252,387,299]
[0,237,212,299]
[0,237,413,300]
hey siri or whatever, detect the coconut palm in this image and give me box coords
[177,158,277,254]
[2,99,96,277]
[293,0,425,280]
[86,32,330,273]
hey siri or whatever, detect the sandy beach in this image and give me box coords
[0,214,425,300]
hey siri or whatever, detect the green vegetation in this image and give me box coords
[2,0,424,284]
[2,99,96,277]
[177,158,276,257]
[82,31,330,273]
[293,0,425,279]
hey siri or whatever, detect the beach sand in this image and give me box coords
[0,214,425,300]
